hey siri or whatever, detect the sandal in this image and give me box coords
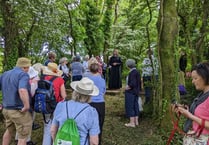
[125,123,135,128]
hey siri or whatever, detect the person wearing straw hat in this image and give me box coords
[51,77,100,145]
[1,57,33,145]
[41,62,67,145]
[15,66,40,144]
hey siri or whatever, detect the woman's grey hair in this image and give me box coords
[71,91,91,103]
[126,59,136,68]
[84,55,89,61]
[59,57,68,64]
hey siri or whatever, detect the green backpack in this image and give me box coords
[54,102,88,145]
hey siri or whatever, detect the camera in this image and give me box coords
[171,99,187,109]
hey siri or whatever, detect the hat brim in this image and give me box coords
[70,81,99,96]
[42,67,63,77]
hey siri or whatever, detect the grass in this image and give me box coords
[0,92,168,145]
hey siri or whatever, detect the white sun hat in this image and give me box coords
[70,77,99,96]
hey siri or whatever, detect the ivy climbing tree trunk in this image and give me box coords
[195,0,209,63]
[0,0,19,71]
[103,0,114,62]
[157,0,178,129]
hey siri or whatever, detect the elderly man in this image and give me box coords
[0,57,33,145]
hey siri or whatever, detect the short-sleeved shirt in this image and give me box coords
[84,73,106,103]
[142,55,159,77]
[193,96,209,135]
[0,67,30,109]
[71,62,84,77]
[58,64,69,75]
[52,100,100,145]
[82,61,89,72]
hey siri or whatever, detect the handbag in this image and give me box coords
[183,119,209,145]
[138,97,143,112]
[183,134,209,145]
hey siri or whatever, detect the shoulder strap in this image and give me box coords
[66,101,69,119]
[49,76,57,82]
[74,106,89,119]
[65,102,89,144]
[66,102,89,119]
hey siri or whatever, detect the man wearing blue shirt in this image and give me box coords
[1,57,32,145]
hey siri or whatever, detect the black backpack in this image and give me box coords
[33,76,57,115]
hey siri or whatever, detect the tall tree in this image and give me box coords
[83,0,103,57]
[157,0,178,129]
[0,0,19,70]
[102,0,114,62]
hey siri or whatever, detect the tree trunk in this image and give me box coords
[195,0,209,63]
[103,0,114,63]
[0,0,19,71]
[157,0,178,129]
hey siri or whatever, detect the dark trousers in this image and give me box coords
[125,92,139,117]
[89,102,105,145]
[72,75,82,81]
[143,76,152,104]
[143,75,158,104]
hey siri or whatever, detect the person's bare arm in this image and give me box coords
[51,124,58,141]
[18,88,30,112]
[60,84,67,100]
[89,135,99,145]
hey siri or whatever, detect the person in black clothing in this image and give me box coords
[179,51,187,73]
[124,59,141,128]
[108,49,122,89]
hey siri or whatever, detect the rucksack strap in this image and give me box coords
[65,101,89,119]
[48,76,57,82]
[41,76,57,124]
[66,102,89,144]
[40,75,57,82]
[74,106,89,119]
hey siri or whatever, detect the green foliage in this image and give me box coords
[0,0,208,137]
[82,0,103,56]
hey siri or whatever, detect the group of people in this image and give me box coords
[1,47,209,145]
[0,48,158,145]
[0,52,107,145]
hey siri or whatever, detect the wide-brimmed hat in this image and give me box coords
[42,62,63,77]
[28,67,38,79]
[16,57,31,68]
[70,77,99,96]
